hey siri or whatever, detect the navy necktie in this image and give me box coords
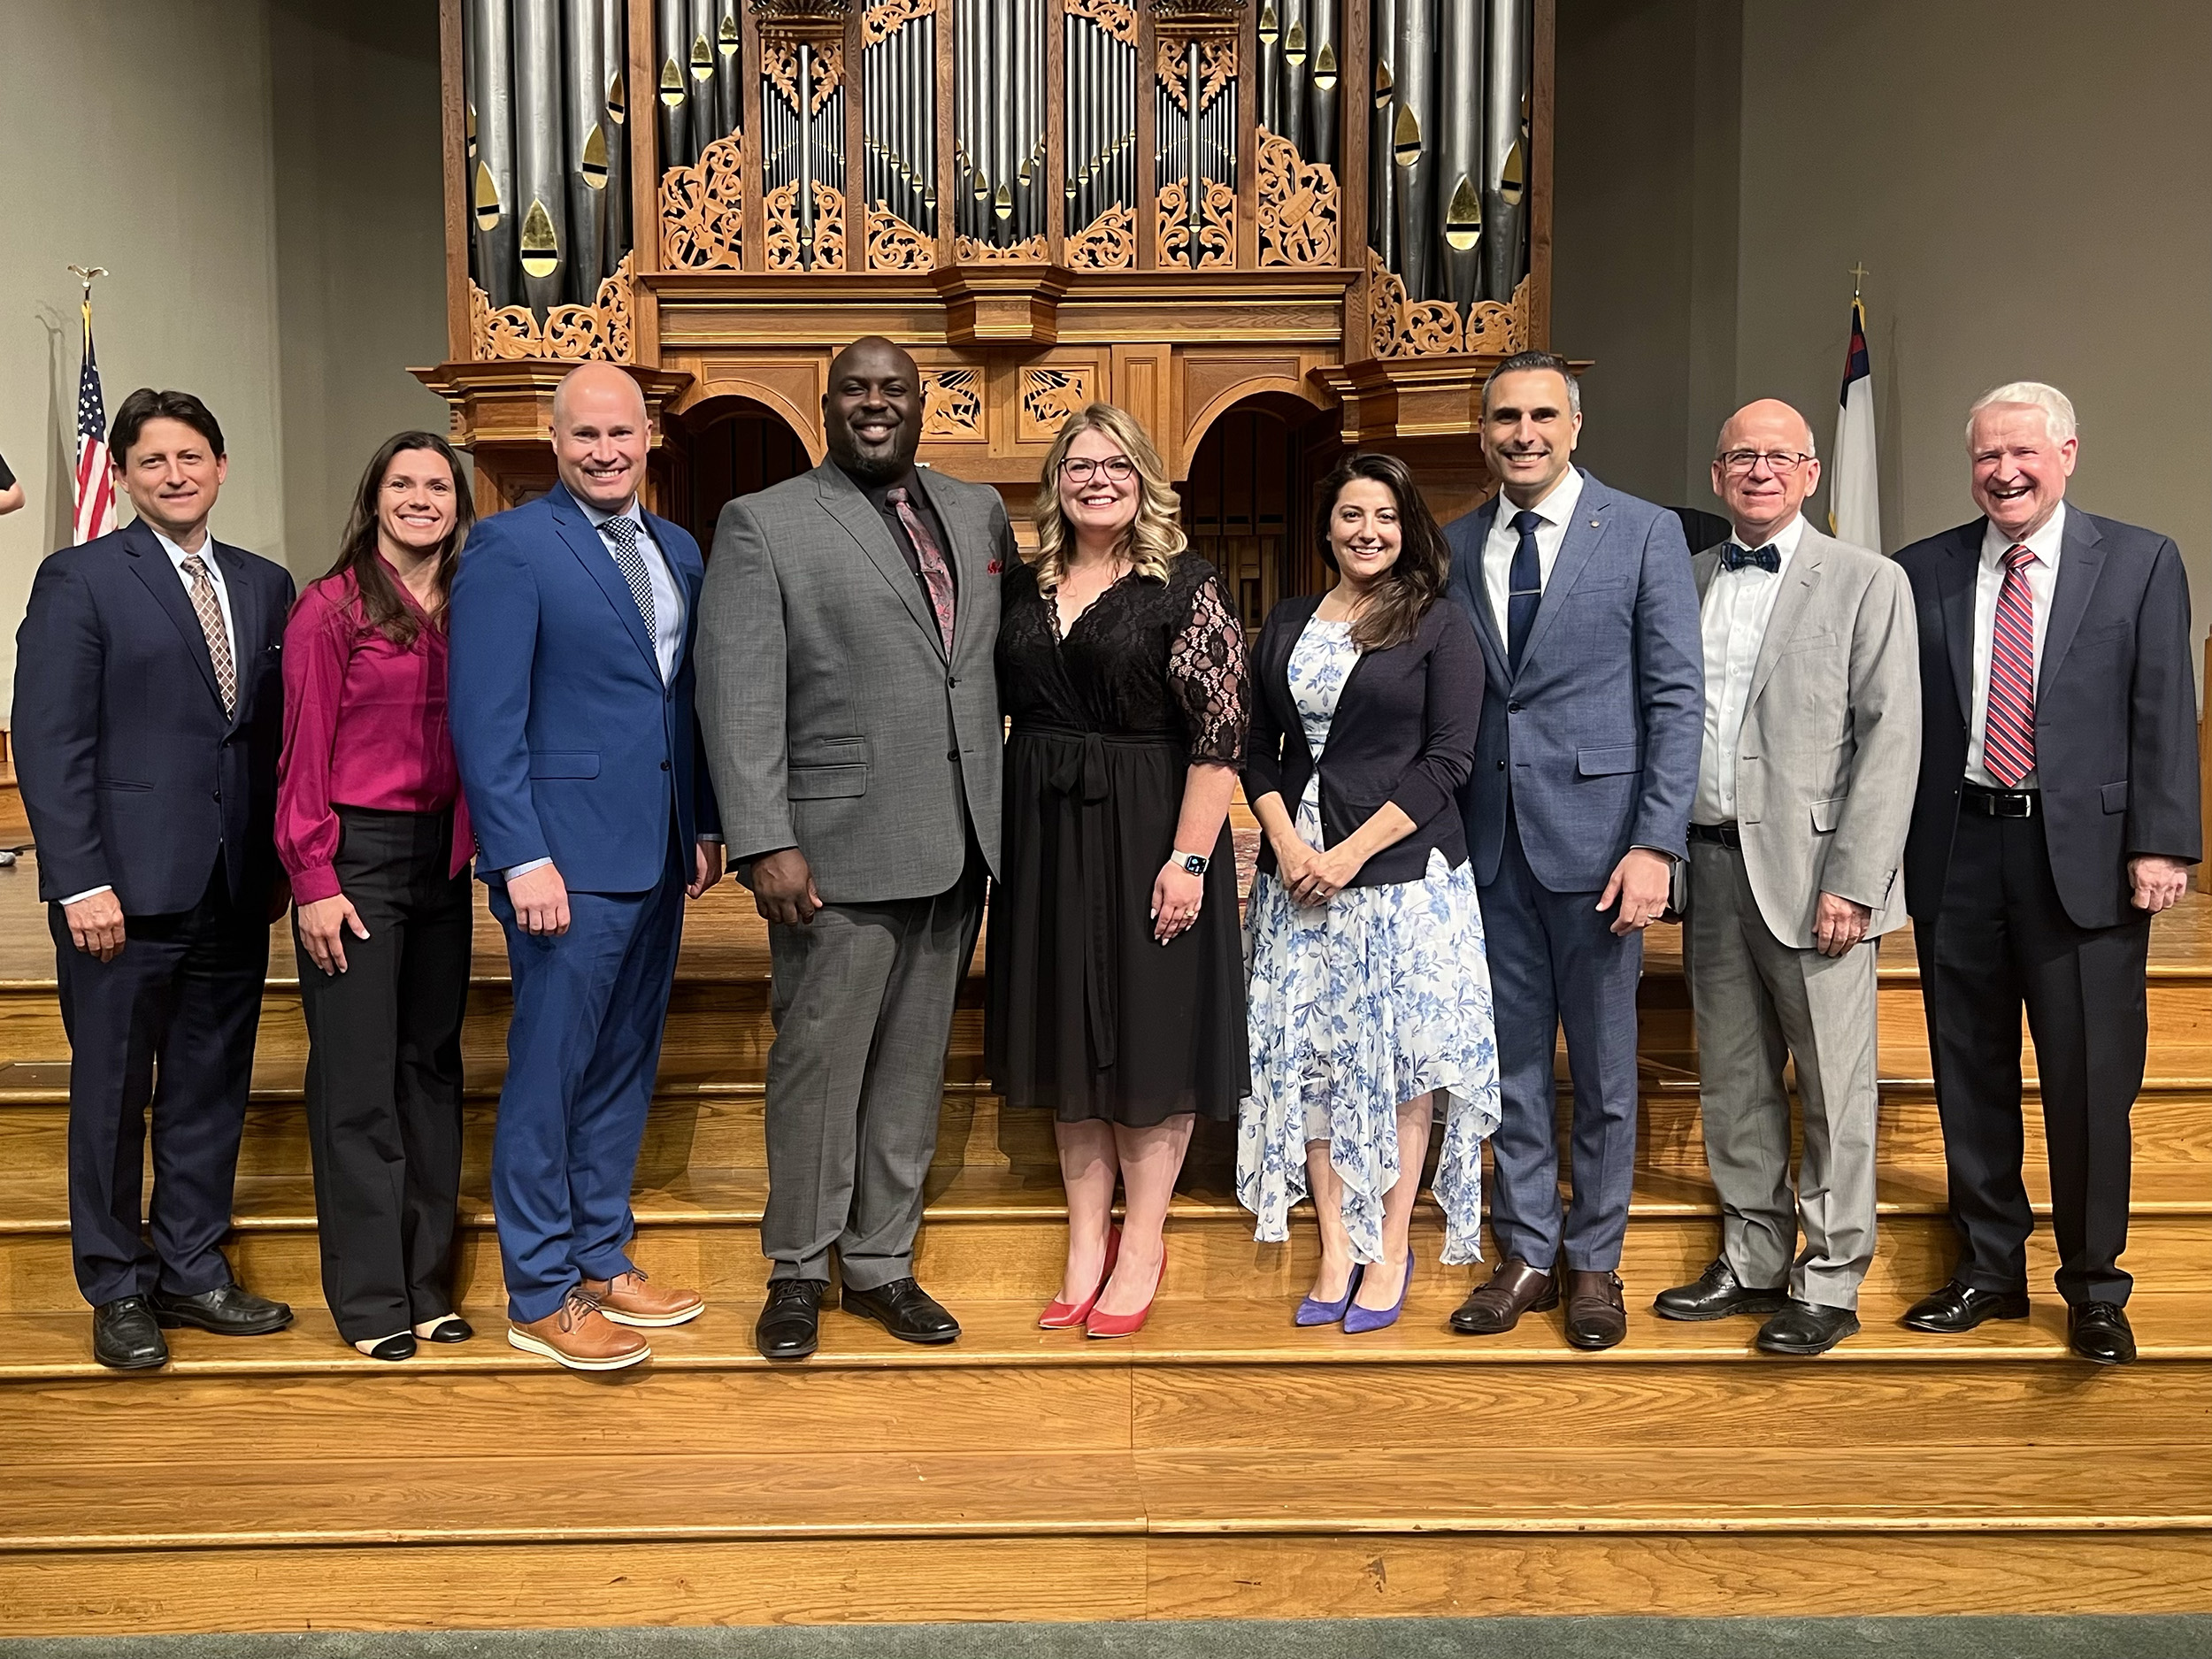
[1507,509,1543,672]
[1721,542,1780,573]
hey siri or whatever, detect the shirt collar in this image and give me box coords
[1500,465,1585,532]
[1729,511,1806,566]
[578,494,647,534]
[1980,499,2066,567]
[151,526,219,571]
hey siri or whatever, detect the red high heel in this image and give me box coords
[1040,1225,1121,1329]
[1084,1239,1165,1340]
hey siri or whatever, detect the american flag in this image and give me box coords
[73,300,116,546]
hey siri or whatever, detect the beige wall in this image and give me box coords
[0,0,444,716]
[1556,0,2212,653]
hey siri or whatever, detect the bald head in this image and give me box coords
[824,335,923,483]
[1711,398,1821,548]
[552,363,650,512]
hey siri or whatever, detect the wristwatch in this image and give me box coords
[1172,849,1210,876]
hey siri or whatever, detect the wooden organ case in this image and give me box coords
[421,0,1555,618]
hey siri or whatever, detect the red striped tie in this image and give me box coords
[1983,544,2038,786]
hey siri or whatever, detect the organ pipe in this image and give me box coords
[600,0,629,278]
[514,0,569,319]
[1390,0,1435,303]
[687,0,717,160]
[657,0,691,180]
[1436,0,1481,311]
[562,0,607,304]
[1309,0,1338,165]
[1256,3,1279,136]
[1280,0,1308,152]
[1367,0,1397,273]
[714,0,741,140]
[466,0,519,310]
[1481,0,1530,301]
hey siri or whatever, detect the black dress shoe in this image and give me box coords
[1654,1258,1790,1323]
[841,1278,960,1345]
[757,1279,827,1361]
[92,1295,169,1371]
[419,1315,474,1344]
[362,1333,417,1362]
[2068,1301,2136,1365]
[1756,1299,1861,1356]
[1901,1279,2030,1333]
[150,1280,293,1336]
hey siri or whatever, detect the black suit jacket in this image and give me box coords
[1895,506,2200,932]
[1243,593,1483,889]
[13,518,295,914]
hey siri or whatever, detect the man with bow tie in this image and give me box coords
[1652,399,1919,1356]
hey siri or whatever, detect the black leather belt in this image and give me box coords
[1962,783,2040,818]
[1688,822,1741,849]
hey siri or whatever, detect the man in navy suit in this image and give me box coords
[1443,351,1705,1350]
[13,388,297,1370]
[1895,381,2199,1366]
[449,363,723,1371]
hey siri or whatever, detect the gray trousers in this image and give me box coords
[1685,840,1880,1310]
[760,853,986,1289]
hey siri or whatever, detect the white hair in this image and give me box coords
[1967,381,2078,447]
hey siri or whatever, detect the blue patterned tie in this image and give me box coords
[1721,542,1780,573]
[601,513,657,641]
[1507,509,1543,672]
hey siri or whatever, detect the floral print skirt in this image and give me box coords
[1237,838,1502,1266]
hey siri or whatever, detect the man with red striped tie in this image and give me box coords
[1895,382,2199,1365]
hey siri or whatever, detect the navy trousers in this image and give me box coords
[488,835,685,1324]
[1478,820,1645,1272]
[54,860,268,1306]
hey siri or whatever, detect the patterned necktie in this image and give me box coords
[1506,509,1543,672]
[886,485,956,655]
[600,513,658,643]
[179,553,236,715]
[1982,543,2039,787]
[1721,542,1780,573]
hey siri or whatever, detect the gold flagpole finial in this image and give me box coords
[1848,262,1870,303]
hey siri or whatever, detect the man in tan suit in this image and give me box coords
[1654,399,1919,1355]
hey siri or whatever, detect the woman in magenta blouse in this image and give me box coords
[278,432,477,1361]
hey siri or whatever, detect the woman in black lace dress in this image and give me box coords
[987,403,1248,1338]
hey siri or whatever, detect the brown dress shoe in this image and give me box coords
[583,1268,705,1328]
[1449,1257,1562,1335]
[508,1290,651,1371]
[1563,1269,1628,1350]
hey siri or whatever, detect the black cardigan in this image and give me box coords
[1242,593,1484,888]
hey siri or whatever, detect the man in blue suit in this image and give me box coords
[450,363,723,1371]
[1444,350,1705,1350]
[13,388,297,1370]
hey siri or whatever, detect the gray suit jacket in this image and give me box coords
[1690,526,1920,946]
[696,458,1015,903]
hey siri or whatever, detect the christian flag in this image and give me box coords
[1829,297,1880,553]
[72,298,117,546]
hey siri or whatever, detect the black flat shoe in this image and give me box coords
[92,1295,169,1371]
[841,1278,960,1345]
[150,1280,294,1336]
[757,1279,827,1361]
[2068,1301,2136,1365]
[1654,1258,1789,1323]
[360,1333,416,1362]
[1901,1279,2030,1333]
[418,1316,474,1344]
[1756,1299,1860,1356]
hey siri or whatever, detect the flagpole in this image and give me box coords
[1831,262,1882,555]
[65,265,118,548]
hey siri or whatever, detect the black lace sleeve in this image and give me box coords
[1167,571,1249,764]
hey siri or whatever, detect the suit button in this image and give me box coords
[949,676,960,688]
[948,749,960,761]
[1507,701,1523,713]
[660,761,671,772]
[1496,760,1506,771]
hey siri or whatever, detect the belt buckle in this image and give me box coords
[1998,792,2034,819]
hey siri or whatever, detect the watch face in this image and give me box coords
[1182,855,1207,874]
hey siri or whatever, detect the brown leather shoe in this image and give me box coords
[507,1290,651,1371]
[1563,1269,1628,1351]
[1449,1257,1562,1335]
[582,1268,704,1328]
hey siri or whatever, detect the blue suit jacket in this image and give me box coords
[449,482,719,894]
[12,519,294,913]
[1445,470,1705,892]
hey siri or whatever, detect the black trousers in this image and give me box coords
[1916,807,2147,1306]
[55,859,268,1307]
[296,808,472,1342]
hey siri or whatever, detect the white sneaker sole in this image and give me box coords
[599,1301,705,1328]
[507,1326,651,1370]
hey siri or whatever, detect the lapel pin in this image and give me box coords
[1589,519,1600,528]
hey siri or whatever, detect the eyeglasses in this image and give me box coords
[1060,455,1136,484]
[1718,449,1815,477]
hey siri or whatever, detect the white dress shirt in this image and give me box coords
[1694,512,1805,826]
[1965,500,2066,788]
[1481,466,1587,635]
[63,526,236,908]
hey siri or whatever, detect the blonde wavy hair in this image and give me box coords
[1029,403,1187,591]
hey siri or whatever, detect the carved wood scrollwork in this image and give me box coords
[1156,38,1237,111]
[1466,275,1532,355]
[1065,204,1136,270]
[1364,252,1531,358]
[1156,179,1236,270]
[867,203,936,271]
[953,232,1050,263]
[764,180,848,270]
[659,133,747,271]
[471,254,635,363]
[1064,0,1136,43]
[920,367,983,438]
[764,41,844,115]
[1019,367,1095,439]
[863,0,937,42]
[1254,130,1337,268]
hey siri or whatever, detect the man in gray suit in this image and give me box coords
[696,336,1015,1361]
[1444,350,1705,1350]
[1653,399,1919,1356]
